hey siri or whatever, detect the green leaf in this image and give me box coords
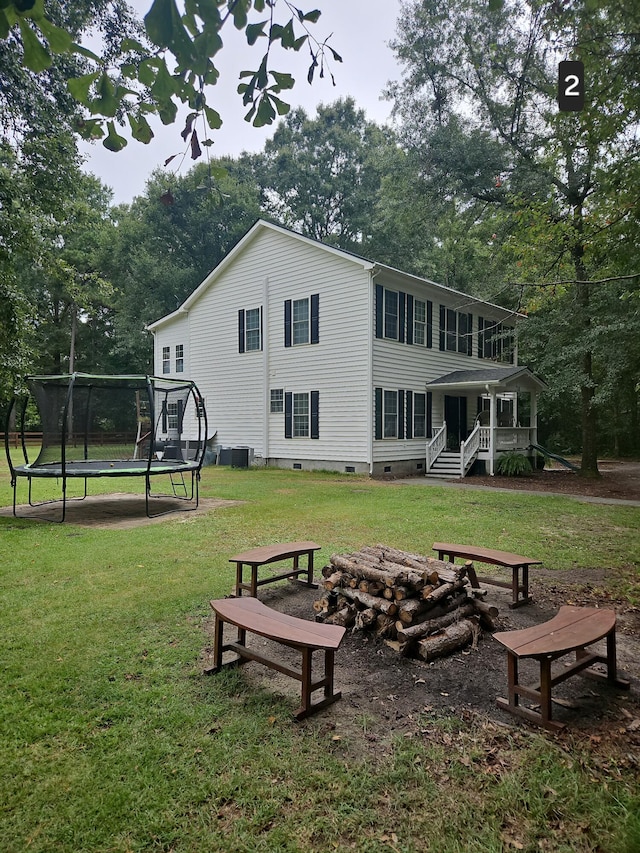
[38,16,72,53]
[246,21,266,45]
[128,113,154,144]
[19,19,51,72]
[204,104,222,130]
[121,37,148,52]
[67,71,100,104]
[271,95,290,116]
[271,71,294,91]
[103,121,127,151]
[90,72,119,117]
[230,0,248,30]
[71,42,101,62]
[253,93,276,127]
[303,9,321,23]
[144,0,174,47]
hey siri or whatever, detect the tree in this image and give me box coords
[2,0,340,155]
[101,156,263,370]
[389,0,640,474]
[257,98,401,252]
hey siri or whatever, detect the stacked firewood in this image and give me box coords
[313,545,497,661]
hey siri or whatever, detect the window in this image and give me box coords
[284,391,319,438]
[478,318,514,363]
[162,346,170,374]
[175,344,184,373]
[413,393,427,438]
[414,300,427,346]
[238,307,262,352]
[293,299,309,345]
[167,402,179,430]
[284,295,319,346]
[439,307,473,356]
[293,393,309,436]
[383,390,398,438]
[384,289,399,340]
[196,397,206,419]
[270,389,284,413]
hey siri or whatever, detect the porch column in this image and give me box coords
[531,391,538,448]
[489,390,497,475]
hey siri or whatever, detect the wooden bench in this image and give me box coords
[432,542,541,607]
[208,596,346,720]
[493,606,630,731]
[230,541,321,597]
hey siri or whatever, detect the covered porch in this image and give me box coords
[425,366,547,477]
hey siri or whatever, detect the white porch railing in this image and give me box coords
[460,423,481,476]
[426,423,446,473]
[478,426,532,452]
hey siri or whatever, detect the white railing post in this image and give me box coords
[460,422,481,477]
[426,423,446,473]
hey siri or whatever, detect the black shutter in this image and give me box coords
[406,390,413,439]
[284,392,293,438]
[398,390,405,439]
[478,317,484,358]
[310,391,319,438]
[284,300,292,348]
[375,284,383,338]
[439,305,446,351]
[310,294,319,344]
[260,306,263,351]
[406,295,414,345]
[161,400,167,433]
[466,313,473,355]
[427,392,433,438]
[238,309,245,353]
[374,387,382,440]
[177,399,184,431]
[398,292,406,344]
[427,300,433,348]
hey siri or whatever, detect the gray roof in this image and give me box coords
[426,365,546,390]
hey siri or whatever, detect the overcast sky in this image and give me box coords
[80,1,403,204]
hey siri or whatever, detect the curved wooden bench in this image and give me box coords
[208,597,346,720]
[493,606,630,730]
[230,541,321,597]
[433,542,541,607]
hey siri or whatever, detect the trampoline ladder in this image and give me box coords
[170,471,188,498]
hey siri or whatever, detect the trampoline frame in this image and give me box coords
[5,373,208,522]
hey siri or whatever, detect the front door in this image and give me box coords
[444,395,468,451]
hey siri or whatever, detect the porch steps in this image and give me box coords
[426,451,462,479]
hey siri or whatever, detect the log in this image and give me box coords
[396,603,476,646]
[375,613,397,639]
[415,619,475,662]
[394,595,472,643]
[422,578,467,603]
[354,607,378,630]
[471,599,498,631]
[322,570,346,591]
[396,597,431,625]
[323,605,356,628]
[330,554,403,587]
[393,585,411,601]
[339,586,398,616]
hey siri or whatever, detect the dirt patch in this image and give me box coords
[202,578,640,751]
[0,493,242,528]
[453,459,640,503]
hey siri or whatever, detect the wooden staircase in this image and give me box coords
[425,451,462,479]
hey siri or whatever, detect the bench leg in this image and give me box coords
[293,647,342,721]
[509,565,531,609]
[496,651,566,732]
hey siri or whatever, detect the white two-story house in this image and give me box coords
[148,219,545,477]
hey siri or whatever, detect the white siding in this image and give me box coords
[154,226,372,463]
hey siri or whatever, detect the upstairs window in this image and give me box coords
[284,295,319,347]
[384,289,399,340]
[439,307,473,356]
[175,344,184,372]
[238,307,262,352]
[478,318,515,363]
[162,346,170,374]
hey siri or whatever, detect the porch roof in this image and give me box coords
[426,365,546,393]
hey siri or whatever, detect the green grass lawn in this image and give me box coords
[1,464,639,852]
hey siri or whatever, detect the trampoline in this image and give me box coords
[5,373,208,522]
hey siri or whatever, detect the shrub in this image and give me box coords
[496,451,533,477]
